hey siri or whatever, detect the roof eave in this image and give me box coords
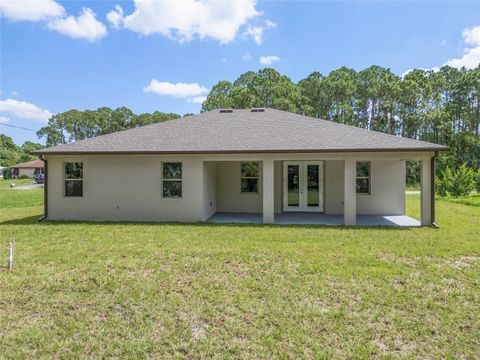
[33,146,449,156]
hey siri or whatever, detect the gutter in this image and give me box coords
[38,155,48,221]
[431,152,439,228]
[32,147,449,156]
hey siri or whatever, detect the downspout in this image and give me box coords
[431,152,438,228]
[39,155,48,221]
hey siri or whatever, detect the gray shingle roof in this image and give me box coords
[34,108,447,155]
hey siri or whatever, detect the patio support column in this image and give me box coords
[420,156,433,226]
[344,159,356,226]
[263,159,275,224]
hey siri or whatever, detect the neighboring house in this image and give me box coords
[33,109,447,226]
[10,159,45,179]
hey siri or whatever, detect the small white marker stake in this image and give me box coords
[8,242,13,270]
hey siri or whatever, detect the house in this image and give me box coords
[10,159,45,179]
[33,109,447,226]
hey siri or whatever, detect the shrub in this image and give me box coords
[18,175,30,179]
[2,167,12,179]
[436,163,475,197]
[475,168,480,193]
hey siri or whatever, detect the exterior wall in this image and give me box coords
[274,161,282,214]
[202,161,217,221]
[356,160,406,215]
[46,155,204,222]
[324,159,406,215]
[216,161,263,213]
[325,160,344,214]
[44,152,424,222]
[14,168,35,178]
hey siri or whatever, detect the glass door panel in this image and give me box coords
[287,164,300,207]
[306,164,320,207]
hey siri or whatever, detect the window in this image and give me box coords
[64,162,83,197]
[163,162,182,198]
[356,161,370,194]
[241,162,259,193]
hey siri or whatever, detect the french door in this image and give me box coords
[283,161,324,212]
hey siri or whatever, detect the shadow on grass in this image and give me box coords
[0,215,419,231]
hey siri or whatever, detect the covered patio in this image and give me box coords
[207,212,421,227]
[202,154,432,227]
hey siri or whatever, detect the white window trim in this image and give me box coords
[240,162,259,194]
[356,161,371,195]
[63,161,83,198]
[161,161,183,199]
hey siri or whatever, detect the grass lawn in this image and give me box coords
[0,181,479,358]
[439,193,480,207]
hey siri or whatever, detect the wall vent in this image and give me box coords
[251,108,265,112]
[219,109,233,113]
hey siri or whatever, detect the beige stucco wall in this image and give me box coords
[216,161,263,213]
[15,168,36,178]
[46,155,204,222]
[324,159,406,215]
[202,161,217,221]
[214,161,282,214]
[325,160,344,214]
[44,152,421,222]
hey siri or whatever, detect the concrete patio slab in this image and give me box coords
[207,212,421,227]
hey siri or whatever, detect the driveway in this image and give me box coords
[11,183,44,190]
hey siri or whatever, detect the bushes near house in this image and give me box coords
[436,163,476,197]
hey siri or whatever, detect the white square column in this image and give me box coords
[263,159,275,224]
[420,156,433,226]
[344,159,357,225]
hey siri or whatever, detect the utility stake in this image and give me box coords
[8,242,13,270]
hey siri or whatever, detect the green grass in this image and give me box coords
[438,193,480,207]
[0,188,479,358]
[406,184,420,192]
[0,179,43,209]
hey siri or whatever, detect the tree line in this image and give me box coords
[202,66,480,176]
[37,107,182,147]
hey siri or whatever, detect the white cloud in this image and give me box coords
[47,8,107,42]
[462,26,480,46]
[107,5,123,29]
[0,116,10,124]
[264,19,276,28]
[440,39,446,46]
[244,18,276,45]
[242,51,252,61]
[0,99,52,122]
[0,0,65,22]
[402,25,480,76]
[189,96,207,104]
[144,80,209,98]
[111,0,260,44]
[245,26,264,45]
[259,55,280,65]
[445,25,480,69]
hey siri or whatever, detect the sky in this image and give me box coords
[1,0,479,145]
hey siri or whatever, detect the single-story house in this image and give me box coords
[10,159,45,179]
[33,108,447,226]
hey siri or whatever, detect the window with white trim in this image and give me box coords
[162,162,182,198]
[64,162,83,197]
[356,161,371,194]
[240,162,259,193]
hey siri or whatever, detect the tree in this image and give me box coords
[37,107,181,146]
[0,135,44,166]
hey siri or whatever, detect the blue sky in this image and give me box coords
[1,0,479,145]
